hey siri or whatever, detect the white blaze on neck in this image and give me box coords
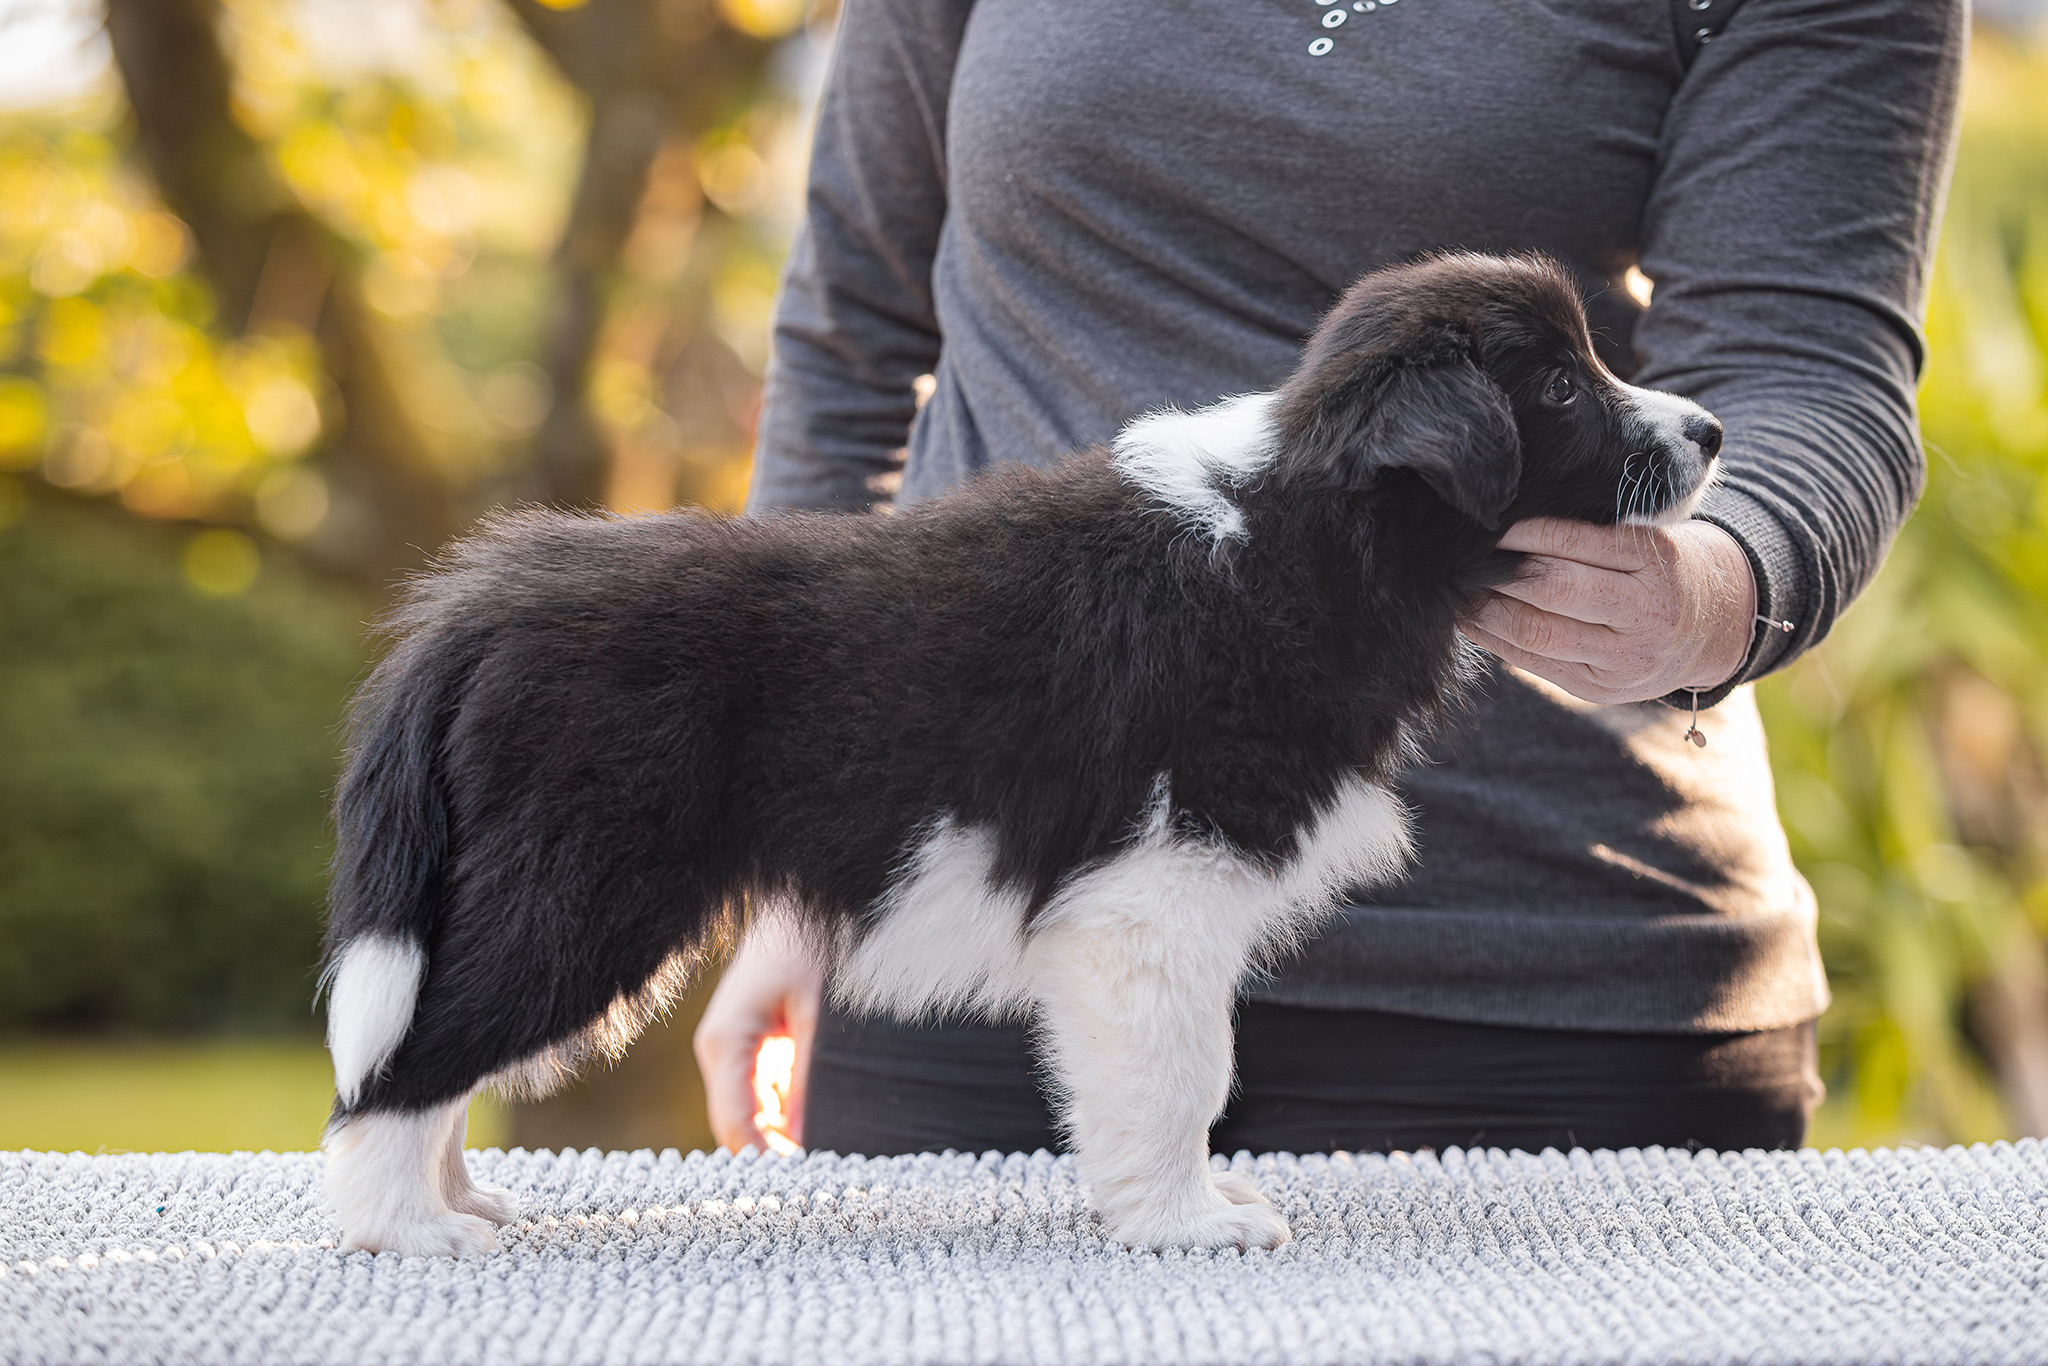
[1111,392,1280,543]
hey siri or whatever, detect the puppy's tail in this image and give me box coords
[320,618,483,1112]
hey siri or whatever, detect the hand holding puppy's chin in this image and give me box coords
[1458,517,1759,707]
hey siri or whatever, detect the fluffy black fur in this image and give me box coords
[323,252,1719,1120]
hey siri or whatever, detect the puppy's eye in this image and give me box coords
[1544,372,1576,405]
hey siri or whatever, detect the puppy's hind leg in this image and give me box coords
[322,935,501,1256]
[1023,852,1293,1252]
[439,1093,518,1226]
[324,1098,500,1257]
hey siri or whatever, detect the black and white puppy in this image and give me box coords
[320,253,1722,1257]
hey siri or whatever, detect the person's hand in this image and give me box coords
[693,922,823,1152]
[1459,517,1757,705]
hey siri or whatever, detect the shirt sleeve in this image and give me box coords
[746,0,974,513]
[1635,0,1966,706]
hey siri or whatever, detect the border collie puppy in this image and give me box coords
[320,253,1722,1257]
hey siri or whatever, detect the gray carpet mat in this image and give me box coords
[4,1141,2045,1364]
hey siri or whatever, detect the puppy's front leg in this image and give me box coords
[1027,900,1290,1251]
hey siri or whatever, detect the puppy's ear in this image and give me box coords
[1284,353,1523,529]
[1361,358,1523,529]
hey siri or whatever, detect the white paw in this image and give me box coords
[344,1211,501,1258]
[1211,1170,1270,1206]
[447,1182,519,1225]
[1103,1195,1292,1251]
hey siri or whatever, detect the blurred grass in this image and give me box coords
[0,1037,507,1153]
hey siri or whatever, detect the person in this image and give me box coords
[695,0,1965,1159]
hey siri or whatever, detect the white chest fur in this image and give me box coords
[834,773,1412,1022]
[832,773,1413,1251]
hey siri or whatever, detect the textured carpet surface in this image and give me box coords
[3,1141,2046,1365]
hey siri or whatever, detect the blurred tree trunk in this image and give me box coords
[104,0,455,593]
[503,0,771,507]
[494,0,777,1147]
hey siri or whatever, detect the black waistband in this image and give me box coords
[801,999,1821,1159]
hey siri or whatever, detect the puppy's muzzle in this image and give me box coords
[1621,385,1722,526]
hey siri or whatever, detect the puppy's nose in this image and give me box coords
[1685,414,1723,460]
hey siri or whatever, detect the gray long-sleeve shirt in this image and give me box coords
[749,0,1965,1032]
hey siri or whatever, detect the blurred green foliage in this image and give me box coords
[0,0,815,1071]
[0,478,367,1032]
[1763,32,2048,1147]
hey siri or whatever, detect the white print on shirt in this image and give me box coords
[1307,0,1406,57]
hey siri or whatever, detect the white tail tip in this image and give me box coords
[327,935,425,1107]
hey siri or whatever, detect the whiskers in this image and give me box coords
[1615,451,1664,552]
[1612,452,1641,524]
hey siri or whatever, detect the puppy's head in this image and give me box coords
[1273,253,1721,531]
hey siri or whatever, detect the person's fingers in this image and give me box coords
[1467,592,1614,666]
[1496,517,1663,573]
[1491,555,1646,627]
[694,977,774,1151]
[1459,622,1637,705]
[697,1026,770,1153]
[694,923,824,1151]
[1476,519,1758,705]
[781,981,821,1145]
